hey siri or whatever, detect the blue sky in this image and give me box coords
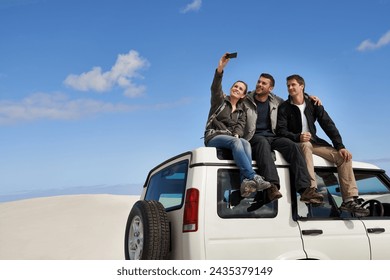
[1,0,390,199]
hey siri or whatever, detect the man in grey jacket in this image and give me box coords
[244,73,323,204]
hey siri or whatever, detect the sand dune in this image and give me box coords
[0,194,139,260]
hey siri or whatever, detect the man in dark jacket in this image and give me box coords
[276,74,369,216]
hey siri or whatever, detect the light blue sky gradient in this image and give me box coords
[1,0,390,198]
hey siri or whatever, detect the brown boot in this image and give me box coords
[267,184,282,202]
[300,187,324,204]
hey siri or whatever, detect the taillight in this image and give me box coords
[183,188,199,232]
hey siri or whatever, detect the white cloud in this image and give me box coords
[0,93,192,125]
[0,93,138,125]
[181,0,202,13]
[64,50,149,97]
[357,30,390,52]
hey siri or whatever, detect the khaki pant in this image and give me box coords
[299,142,358,200]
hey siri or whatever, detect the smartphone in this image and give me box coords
[225,52,237,59]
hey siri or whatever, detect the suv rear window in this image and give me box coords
[217,168,278,218]
[144,160,188,211]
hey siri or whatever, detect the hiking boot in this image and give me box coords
[253,174,272,191]
[240,179,257,198]
[267,184,282,202]
[300,187,324,204]
[340,200,370,217]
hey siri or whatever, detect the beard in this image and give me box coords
[255,89,268,97]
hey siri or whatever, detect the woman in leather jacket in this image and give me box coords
[204,53,272,198]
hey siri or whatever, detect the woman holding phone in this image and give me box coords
[204,53,271,198]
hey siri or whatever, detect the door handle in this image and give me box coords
[302,229,323,235]
[367,228,385,234]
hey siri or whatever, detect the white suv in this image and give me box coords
[124,147,390,260]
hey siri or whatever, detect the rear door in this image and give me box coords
[297,212,369,259]
[143,155,192,259]
[296,169,372,259]
[204,166,307,259]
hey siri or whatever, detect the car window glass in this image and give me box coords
[217,168,278,218]
[145,160,188,211]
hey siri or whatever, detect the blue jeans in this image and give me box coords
[207,135,256,181]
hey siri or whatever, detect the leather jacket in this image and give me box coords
[204,70,246,145]
[276,94,345,150]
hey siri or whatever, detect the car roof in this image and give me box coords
[190,147,381,170]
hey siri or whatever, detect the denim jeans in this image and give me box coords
[207,134,256,181]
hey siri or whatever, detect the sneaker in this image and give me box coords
[300,187,324,204]
[267,184,282,202]
[340,200,370,217]
[240,179,257,198]
[253,174,272,191]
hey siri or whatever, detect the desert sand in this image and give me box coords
[0,194,139,260]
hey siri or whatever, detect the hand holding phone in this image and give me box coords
[225,52,237,59]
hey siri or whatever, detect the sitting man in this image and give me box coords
[276,74,369,217]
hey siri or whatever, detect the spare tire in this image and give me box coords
[124,200,170,260]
